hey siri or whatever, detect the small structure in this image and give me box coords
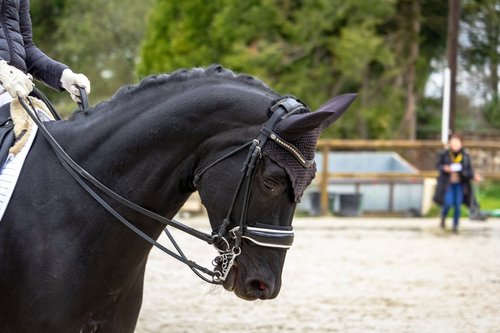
[298,151,435,216]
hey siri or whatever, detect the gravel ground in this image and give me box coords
[135,217,500,333]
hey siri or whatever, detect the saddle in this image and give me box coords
[0,103,15,167]
[0,97,53,168]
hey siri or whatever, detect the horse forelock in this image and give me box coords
[70,65,275,120]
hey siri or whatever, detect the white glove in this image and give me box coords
[60,68,91,103]
[0,60,34,98]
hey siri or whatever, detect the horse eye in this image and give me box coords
[263,179,278,192]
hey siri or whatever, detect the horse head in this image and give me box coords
[195,93,356,300]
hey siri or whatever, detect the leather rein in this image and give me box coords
[19,90,310,284]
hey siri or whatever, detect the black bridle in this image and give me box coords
[18,91,312,284]
[192,97,311,281]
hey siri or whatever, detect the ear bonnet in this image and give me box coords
[262,94,357,202]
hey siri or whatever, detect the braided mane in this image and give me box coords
[71,65,274,119]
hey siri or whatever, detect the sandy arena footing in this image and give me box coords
[135,217,500,333]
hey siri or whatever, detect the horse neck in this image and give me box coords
[51,81,273,219]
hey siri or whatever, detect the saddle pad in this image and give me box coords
[0,117,38,221]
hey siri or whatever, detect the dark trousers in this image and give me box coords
[442,183,463,228]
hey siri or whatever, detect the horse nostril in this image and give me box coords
[249,280,269,298]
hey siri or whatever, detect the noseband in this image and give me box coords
[19,94,311,285]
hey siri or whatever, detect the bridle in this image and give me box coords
[18,91,313,284]
[192,96,312,281]
[20,93,311,283]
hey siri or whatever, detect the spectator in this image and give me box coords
[433,134,480,233]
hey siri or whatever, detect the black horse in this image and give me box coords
[0,65,355,332]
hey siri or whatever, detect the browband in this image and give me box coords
[261,127,315,168]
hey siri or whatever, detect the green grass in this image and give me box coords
[475,181,500,210]
[427,180,500,217]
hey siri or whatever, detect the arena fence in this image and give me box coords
[315,140,500,216]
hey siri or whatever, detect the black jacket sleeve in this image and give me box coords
[461,152,474,180]
[19,0,68,90]
[436,150,448,173]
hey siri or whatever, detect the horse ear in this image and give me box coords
[278,94,357,138]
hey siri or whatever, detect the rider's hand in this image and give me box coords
[443,164,452,173]
[60,69,91,103]
[0,60,34,98]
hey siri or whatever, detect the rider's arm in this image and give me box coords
[19,0,68,91]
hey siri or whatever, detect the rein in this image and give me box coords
[19,95,220,283]
[18,91,309,284]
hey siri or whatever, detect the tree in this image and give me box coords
[56,0,154,100]
[137,0,225,73]
[462,0,500,128]
[30,0,154,113]
[30,0,65,47]
[391,0,422,140]
[139,0,405,139]
[380,0,448,139]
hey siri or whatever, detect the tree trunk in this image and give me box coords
[357,67,369,139]
[488,23,499,96]
[399,0,421,140]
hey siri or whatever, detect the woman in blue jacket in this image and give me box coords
[0,0,90,104]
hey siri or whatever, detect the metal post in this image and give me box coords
[446,0,460,133]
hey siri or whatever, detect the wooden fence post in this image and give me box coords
[320,145,329,215]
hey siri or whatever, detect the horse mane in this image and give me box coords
[70,65,274,120]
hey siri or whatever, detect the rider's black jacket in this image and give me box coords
[0,0,67,90]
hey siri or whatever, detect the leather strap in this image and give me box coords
[19,97,220,283]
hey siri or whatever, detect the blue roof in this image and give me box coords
[315,151,418,173]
